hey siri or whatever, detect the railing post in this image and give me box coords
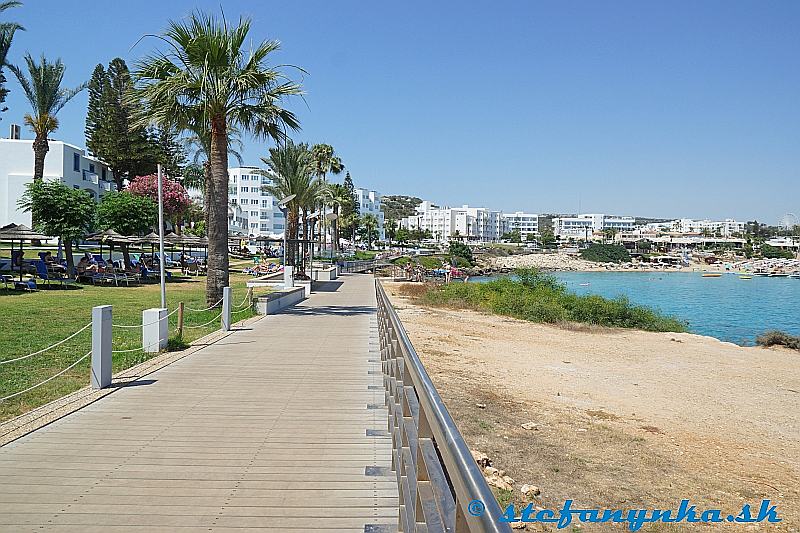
[221,286,232,331]
[91,305,112,390]
[143,308,168,353]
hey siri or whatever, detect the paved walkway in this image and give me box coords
[0,274,397,532]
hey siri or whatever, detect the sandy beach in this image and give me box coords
[385,282,800,530]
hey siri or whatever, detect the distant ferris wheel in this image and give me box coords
[779,213,798,230]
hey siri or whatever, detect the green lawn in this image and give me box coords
[0,272,258,421]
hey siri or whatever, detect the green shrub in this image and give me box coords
[580,244,631,263]
[760,244,794,259]
[448,241,474,265]
[417,269,686,332]
[756,330,800,351]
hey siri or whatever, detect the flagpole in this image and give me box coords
[157,164,166,308]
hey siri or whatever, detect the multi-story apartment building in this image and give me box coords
[355,188,385,241]
[644,218,746,237]
[502,212,539,239]
[227,167,285,239]
[400,201,505,242]
[552,214,636,238]
[0,136,116,227]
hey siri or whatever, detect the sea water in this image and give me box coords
[472,271,800,345]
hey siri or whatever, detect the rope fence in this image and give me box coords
[1,322,92,365]
[184,311,223,329]
[0,351,92,403]
[185,297,224,313]
[112,307,180,329]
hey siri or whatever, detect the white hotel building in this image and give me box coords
[0,137,116,227]
[552,214,637,239]
[355,188,385,241]
[645,218,747,237]
[502,212,540,240]
[400,201,505,242]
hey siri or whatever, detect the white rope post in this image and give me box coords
[221,287,232,332]
[283,265,294,289]
[143,308,168,353]
[91,305,112,390]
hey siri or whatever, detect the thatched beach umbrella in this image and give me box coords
[0,224,49,281]
[135,232,162,265]
[85,229,134,263]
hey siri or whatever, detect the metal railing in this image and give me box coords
[339,259,378,273]
[375,280,511,532]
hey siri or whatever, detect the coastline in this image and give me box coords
[384,282,800,527]
[479,251,800,274]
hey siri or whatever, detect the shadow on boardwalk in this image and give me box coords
[282,304,377,316]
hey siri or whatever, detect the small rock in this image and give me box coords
[472,450,492,468]
[520,484,541,498]
[484,466,499,476]
[521,422,538,431]
[510,522,527,530]
[486,472,514,491]
[576,428,588,433]
[476,403,487,409]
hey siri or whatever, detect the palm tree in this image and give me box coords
[260,141,324,269]
[323,183,353,252]
[309,144,344,249]
[182,124,245,193]
[9,54,86,181]
[360,213,378,249]
[0,1,24,119]
[134,11,303,305]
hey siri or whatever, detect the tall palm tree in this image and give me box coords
[134,11,303,305]
[360,213,378,249]
[260,141,324,268]
[182,124,245,192]
[323,183,352,252]
[9,53,86,181]
[309,144,344,249]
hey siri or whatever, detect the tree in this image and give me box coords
[9,53,86,182]
[340,172,360,241]
[386,218,398,246]
[0,1,23,121]
[128,173,191,232]
[501,230,521,243]
[260,141,322,268]
[135,11,303,305]
[309,144,344,249]
[448,240,473,265]
[323,183,353,252]
[97,191,157,268]
[539,228,557,248]
[85,58,156,190]
[358,213,379,249]
[18,181,95,276]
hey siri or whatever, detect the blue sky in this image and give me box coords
[2,1,798,222]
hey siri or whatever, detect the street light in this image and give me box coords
[307,212,319,285]
[325,212,338,260]
[277,194,296,287]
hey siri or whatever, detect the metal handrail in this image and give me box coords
[339,259,377,273]
[375,280,511,532]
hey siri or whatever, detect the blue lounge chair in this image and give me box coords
[33,260,74,288]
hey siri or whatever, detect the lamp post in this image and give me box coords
[325,212,338,261]
[307,213,319,285]
[157,164,166,308]
[278,194,296,286]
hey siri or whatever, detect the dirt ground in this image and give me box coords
[385,283,800,531]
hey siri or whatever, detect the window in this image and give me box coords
[73,153,80,172]
[102,168,107,181]
[261,200,270,207]
[260,224,269,230]
[89,163,95,173]
[273,224,284,230]
[241,187,249,192]
[241,199,249,205]
[260,213,269,220]
[250,211,258,216]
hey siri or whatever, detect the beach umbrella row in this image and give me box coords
[0,224,49,281]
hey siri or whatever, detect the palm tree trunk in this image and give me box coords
[333,205,340,252]
[121,243,132,270]
[32,134,49,182]
[206,117,230,306]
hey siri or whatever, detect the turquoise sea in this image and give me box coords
[473,271,800,345]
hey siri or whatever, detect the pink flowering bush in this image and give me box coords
[128,174,191,218]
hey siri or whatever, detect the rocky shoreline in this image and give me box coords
[468,252,705,276]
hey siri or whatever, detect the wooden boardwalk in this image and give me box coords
[0,274,397,532]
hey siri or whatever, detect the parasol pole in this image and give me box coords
[157,164,166,308]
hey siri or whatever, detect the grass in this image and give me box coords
[756,330,800,351]
[401,268,687,332]
[0,272,257,422]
